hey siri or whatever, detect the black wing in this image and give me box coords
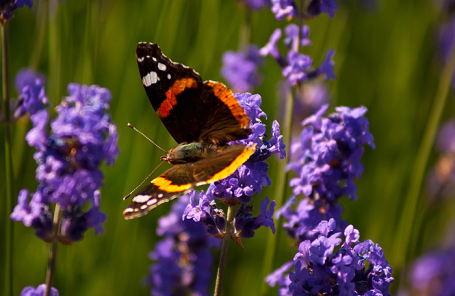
[136,42,251,145]
[123,144,256,219]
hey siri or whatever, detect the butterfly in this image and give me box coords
[123,42,255,219]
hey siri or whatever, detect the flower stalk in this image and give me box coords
[2,19,14,296]
[44,203,61,296]
[214,205,234,296]
[395,33,455,267]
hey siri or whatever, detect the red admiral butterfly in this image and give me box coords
[123,42,255,219]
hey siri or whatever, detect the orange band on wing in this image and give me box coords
[152,176,193,192]
[206,144,256,183]
[157,78,198,118]
[206,81,250,128]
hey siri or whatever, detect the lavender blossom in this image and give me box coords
[221,45,264,92]
[426,119,455,200]
[267,219,393,296]
[206,93,284,205]
[238,0,271,10]
[284,24,312,51]
[0,0,32,20]
[271,0,298,20]
[399,248,455,296]
[282,50,313,85]
[307,0,339,18]
[13,69,49,120]
[280,104,374,240]
[11,83,119,244]
[147,194,220,296]
[20,284,59,296]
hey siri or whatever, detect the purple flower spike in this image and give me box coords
[221,45,264,92]
[20,284,59,296]
[271,0,298,20]
[147,195,220,295]
[12,83,119,244]
[260,29,288,68]
[238,0,271,11]
[307,0,338,18]
[280,104,373,239]
[1,0,33,20]
[284,24,312,51]
[14,75,49,119]
[267,220,393,295]
[283,51,313,85]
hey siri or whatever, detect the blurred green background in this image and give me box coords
[1,0,454,295]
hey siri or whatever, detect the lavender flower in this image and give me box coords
[267,219,394,295]
[280,104,374,240]
[11,83,119,244]
[260,26,336,84]
[206,93,284,205]
[0,0,32,20]
[238,0,271,10]
[271,0,298,20]
[307,0,339,18]
[20,284,59,296]
[282,50,313,85]
[13,69,49,120]
[399,248,455,296]
[221,45,264,92]
[426,119,455,200]
[147,194,220,296]
[284,24,311,51]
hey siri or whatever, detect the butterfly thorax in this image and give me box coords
[161,142,218,164]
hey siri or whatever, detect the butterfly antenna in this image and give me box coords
[127,123,166,152]
[123,160,166,200]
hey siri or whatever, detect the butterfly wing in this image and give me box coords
[123,144,256,219]
[136,42,251,145]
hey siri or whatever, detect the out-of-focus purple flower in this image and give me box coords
[146,195,220,296]
[284,24,311,51]
[280,104,374,239]
[399,246,455,296]
[307,0,338,18]
[271,0,297,20]
[426,119,455,200]
[268,219,394,295]
[0,0,32,20]
[20,284,59,296]
[13,69,49,119]
[282,50,313,85]
[307,49,336,81]
[260,28,288,68]
[221,45,264,92]
[238,0,271,10]
[436,119,455,155]
[15,68,46,94]
[11,83,120,244]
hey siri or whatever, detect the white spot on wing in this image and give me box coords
[158,63,166,71]
[142,71,159,87]
[167,74,171,80]
[147,198,157,206]
[137,57,144,63]
[152,57,157,62]
[132,195,152,203]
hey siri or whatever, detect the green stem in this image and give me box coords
[214,206,234,296]
[238,8,251,53]
[2,20,14,296]
[261,1,305,293]
[394,37,455,267]
[44,203,61,296]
